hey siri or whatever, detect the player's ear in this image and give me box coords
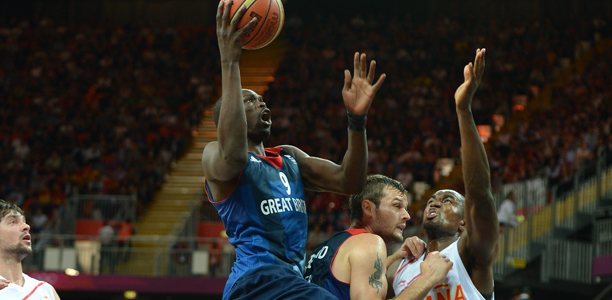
[362,199,374,218]
[458,219,466,233]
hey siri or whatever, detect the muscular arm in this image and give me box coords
[280,129,366,194]
[280,53,384,195]
[348,235,388,300]
[455,49,499,293]
[201,2,256,183]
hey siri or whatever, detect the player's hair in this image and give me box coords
[213,97,223,127]
[0,199,24,221]
[349,175,407,222]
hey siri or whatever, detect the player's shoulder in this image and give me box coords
[277,145,307,158]
[345,232,386,256]
[203,140,219,152]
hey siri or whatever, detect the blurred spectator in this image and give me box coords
[98,220,115,274]
[497,191,519,232]
[306,223,327,250]
[117,219,136,262]
[209,239,223,277]
[30,207,48,234]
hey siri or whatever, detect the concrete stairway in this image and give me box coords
[116,39,288,276]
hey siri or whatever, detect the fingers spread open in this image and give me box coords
[360,53,367,79]
[371,74,386,93]
[237,16,257,36]
[231,3,248,31]
[343,69,352,91]
[367,60,376,84]
[353,52,359,78]
[223,0,233,23]
[216,1,225,27]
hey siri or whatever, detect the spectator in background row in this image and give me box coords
[30,208,48,234]
[497,191,519,232]
[98,220,115,274]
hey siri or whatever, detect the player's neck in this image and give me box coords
[349,221,372,233]
[247,141,265,156]
[0,256,24,286]
[426,235,458,253]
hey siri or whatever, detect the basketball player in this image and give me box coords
[391,48,499,300]
[304,175,453,300]
[0,199,61,299]
[203,1,386,299]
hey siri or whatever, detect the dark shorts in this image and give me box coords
[227,265,339,300]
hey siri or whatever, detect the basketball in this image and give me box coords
[221,0,285,50]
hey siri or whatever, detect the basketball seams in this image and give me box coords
[242,0,272,48]
[224,0,283,50]
[228,0,259,26]
[257,0,284,49]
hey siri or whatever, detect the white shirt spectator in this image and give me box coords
[497,192,519,228]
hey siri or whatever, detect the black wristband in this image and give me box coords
[347,110,367,132]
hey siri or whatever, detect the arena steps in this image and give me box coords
[115,39,289,276]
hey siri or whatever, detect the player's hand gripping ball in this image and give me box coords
[220,0,285,50]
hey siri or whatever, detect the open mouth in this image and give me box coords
[397,225,406,232]
[426,209,438,220]
[260,109,271,125]
[22,234,31,242]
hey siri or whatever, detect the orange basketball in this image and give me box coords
[221,0,285,50]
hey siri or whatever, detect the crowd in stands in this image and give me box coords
[0,13,611,253]
[0,17,220,227]
[262,12,612,248]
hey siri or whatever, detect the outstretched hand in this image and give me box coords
[216,0,257,63]
[342,52,386,115]
[454,48,486,111]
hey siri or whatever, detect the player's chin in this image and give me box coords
[393,232,404,243]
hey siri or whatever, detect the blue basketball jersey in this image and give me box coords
[304,229,370,300]
[205,147,309,299]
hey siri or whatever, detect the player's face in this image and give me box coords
[242,89,271,143]
[423,190,464,235]
[372,187,410,244]
[0,211,32,260]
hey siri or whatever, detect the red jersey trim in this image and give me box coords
[329,229,372,284]
[204,147,286,203]
[22,281,46,300]
[259,147,284,169]
[394,256,418,282]
[205,169,244,204]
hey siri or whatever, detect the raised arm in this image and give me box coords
[455,49,499,292]
[202,1,257,183]
[281,52,385,194]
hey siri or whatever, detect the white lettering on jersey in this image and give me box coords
[284,155,297,164]
[260,198,307,216]
[305,246,329,282]
[250,156,261,163]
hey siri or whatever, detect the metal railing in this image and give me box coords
[22,234,234,277]
[541,239,593,284]
[166,191,203,275]
[494,150,610,281]
[595,218,612,256]
[60,194,137,234]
